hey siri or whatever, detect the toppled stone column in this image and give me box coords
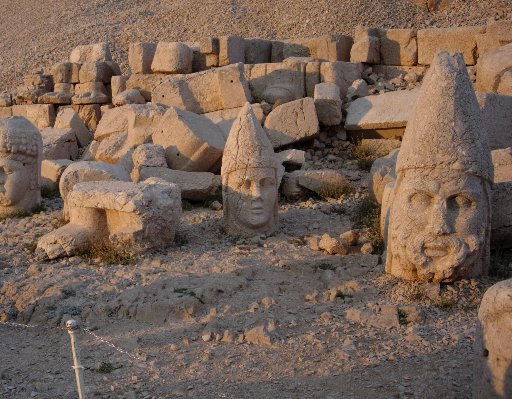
[37,179,182,259]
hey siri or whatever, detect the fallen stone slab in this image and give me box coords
[54,108,92,148]
[264,97,319,148]
[350,27,380,64]
[40,127,79,160]
[152,106,226,172]
[72,104,101,132]
[345,89,419,139]
[137,167,221,201]
[130,144,168,181]
[417,26,485,65]
[37,179,182,259]
[152,63,252,114]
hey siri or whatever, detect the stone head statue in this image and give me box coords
[0,117,43,217]
[221,103,284,237]
[385,52,493,282]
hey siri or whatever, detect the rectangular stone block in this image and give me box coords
[126,73,169,101]
[314,83,342,126]
[245,39,272,64]
[417,26,485,65]
[41,127,79,160]
[283,35,353,62]
[476,92,512,150]
[200,37,220,54]
[320,61,363,97]
[129,42,157,74]
[41,159,73,192]
[70,42,112,63]
[271,41,285,62]
[12,104,56,128]
[218,36,245,66]
[151,42,193,74]
[378,29,417,66]
[203,103,265,140]
[152,63,252,114]
[71,104,102,132]
[306,61,321,98]
[51,62,81,84]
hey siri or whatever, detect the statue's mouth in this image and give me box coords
[251,205,264,214]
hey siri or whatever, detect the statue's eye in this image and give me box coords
[409,192,433,208]
[449,195,473,209]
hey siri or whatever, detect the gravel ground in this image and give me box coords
[0,0,511,92]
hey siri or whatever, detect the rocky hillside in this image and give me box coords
[0,0,510,92]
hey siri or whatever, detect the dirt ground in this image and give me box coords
[1,145,509,398]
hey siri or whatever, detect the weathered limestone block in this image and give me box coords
[306,61,321,98]
[23,73,53,91]
[126,73,168,101]
[72,92,110,105]
[151,42,193,74]
[296,169,349,198]
[384,52,493,282]
[346,78,369,99]
[51,62,80,84]
[138,167,220,201]
[492,147,512,183]
[476,19,512,55]
[75,82,108,96]
[129,42,157,74]
[72,104,101,132]
[378,28,418,66]
[40,128,79,160]
[283,35,353,62]
[111,76,127,97]
[320,61,364,97]
[12,104,56,129]
[130,143,167,181]
[79,61,120,83]
[54,83,74,95]
[70,42,112,64]
[202,103,265,140]
[476,92,512,150]
[476,43,512,94]
[417,26,485,65]
[192,51,219,72]
[37,179,182,259]
[245,39,272,64]
[276,149,305,169]
[264,98,319,148]
[200,37,220,54]
[94,104,167,164]
[219,36,245,66]
[0,117,43,217]
[351,27,380,64]
[314,83,342,126]
[54,108,92,148]
[152,106,226,172]
[41,159,73,192]
[246,59,306,104]
[38,92,72,105]
[59,161,131,220]
[473,279,512,398]
[152,63,252,114]
[360,138,401,158]
[222,103,284,237]
[345,89,419,139]
[112,89,146,106]
[369,148,399,204]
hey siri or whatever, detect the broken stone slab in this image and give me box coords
[244,39,272,64]
[12,104,56,129]
[112,89,146,106]
[41,159,73,193]
[492,147,512,183]
[38,92,72,105]
[151,42,194,74]
[130,144,168,181]
[152,106,226,172]
[346,79,369,100]
[202,103,265,140]
[245,59,307,104]
[37,179,182,259]
[320,61,364,97]
[54,108,93,148]
[276,149,305,169]
[70,42,112,64]
[476,43,512,95]
[59,160,131,220]
[345,89,419,139]
[296,169,349,198]
[417,26,485,65]
[129,42,157,74]
[264,97,319,148]
[51,62,80,84]
[137,167,220,201]
[314,83,342,126]
[126,73,169,101]
[72,92,110,105]
[218,36,245,66]
[476,91,512,150]
[350,27,380,64]
[40,127,79,160]
[473,278,512,398]
[152,63,252,114]
[71,104,101,132]
[378,28,418,66]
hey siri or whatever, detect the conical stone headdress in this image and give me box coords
[396,51,493,183]
[221,103,281,176]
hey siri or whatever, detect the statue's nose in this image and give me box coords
[428,200,450,235]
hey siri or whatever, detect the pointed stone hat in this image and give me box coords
[396,51,493,182]
[221,102,281,175]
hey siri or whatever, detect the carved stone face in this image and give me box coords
[224,167,278,235]
[387,168,490,282]
[0,155,33,207]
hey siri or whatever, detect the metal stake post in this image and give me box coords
[66,319,87,399]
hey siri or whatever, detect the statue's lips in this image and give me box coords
[250,205,264,214]
[424,242,449,258]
